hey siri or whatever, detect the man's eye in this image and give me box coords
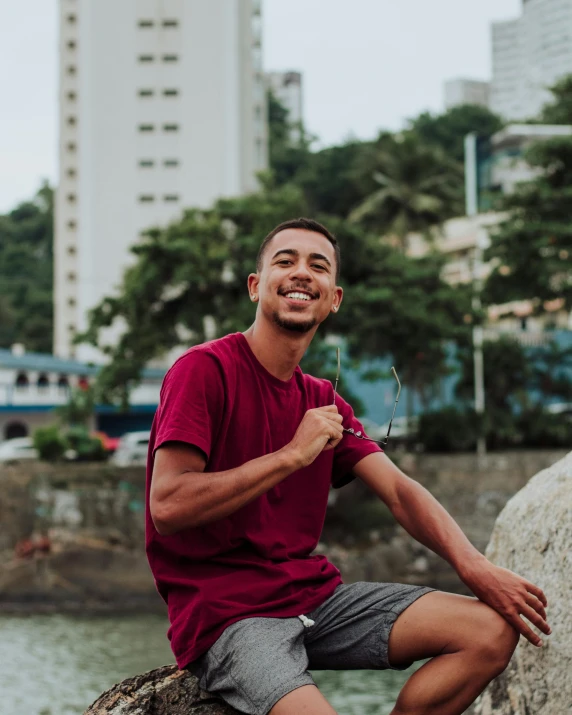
[313,264,327,271]
[278,260,292,265]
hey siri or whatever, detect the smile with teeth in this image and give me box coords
[284,291,313,301]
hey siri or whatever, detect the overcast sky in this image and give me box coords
[0,0,521,213]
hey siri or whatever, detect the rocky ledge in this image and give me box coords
[471,450,572,715]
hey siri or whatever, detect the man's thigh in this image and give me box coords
[387,590,513,668]
[304,581,434,671]
[188,617,315,715]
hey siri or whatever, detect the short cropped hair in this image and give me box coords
[256,218,341,282]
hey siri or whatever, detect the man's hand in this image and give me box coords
[462,558,550,647]
[286,406,344,469]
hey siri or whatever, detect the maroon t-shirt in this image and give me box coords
[145,332,382,668]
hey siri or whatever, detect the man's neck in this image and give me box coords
[243,319,317,382]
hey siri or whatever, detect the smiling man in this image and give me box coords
[146,218,550,715]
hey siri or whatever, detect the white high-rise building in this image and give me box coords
[54,0,267,360]
[444,79,490,110]
[266,71,303,139]
[491,0,572,120]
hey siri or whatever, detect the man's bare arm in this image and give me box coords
[150,406,343,534]
[353,451,551,646]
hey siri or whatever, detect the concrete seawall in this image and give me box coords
[0,450,566,610]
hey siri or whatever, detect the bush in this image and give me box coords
[66,426,107,462]
[518,407,572,448]
[417,407,479,452]
[33,425,67,461]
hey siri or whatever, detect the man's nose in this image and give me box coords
[289,261,313,280]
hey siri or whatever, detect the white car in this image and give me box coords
[111,430,151,467]
[0,437,39,463]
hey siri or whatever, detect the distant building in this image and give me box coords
[444,79,490,110]
[407,123,572,334]
[266,71,303,140]
[491,0,572,120]
[0,345,164,441]
[54,0,267,361]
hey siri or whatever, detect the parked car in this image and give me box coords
[111,430,151,467]
[0,437,39,464]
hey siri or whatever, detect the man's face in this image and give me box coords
[249,228,343,334]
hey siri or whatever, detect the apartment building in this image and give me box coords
[54,0,267,360]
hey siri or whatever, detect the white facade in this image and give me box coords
[266,71,303,139]
[491,0,572,120]
[54,0,267,360]
[444,79,490,110]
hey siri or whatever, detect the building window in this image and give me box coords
[67,245,76,255]
[57,376,69,392]
[66,168,77,178]
[163,123,179,132]
[163,88,179,97]
[67,220,77,230]
[67,65,77,76]
[67,271,76,281]
[15,373,29,390]
[164,194,179,202]
[162,54,179,63]
[67,14,77,24]
[67,40,77,50]
[68,324,76,334]
[67,193,77,203]
[67,91,77,101]
[67,141,76,152]
[67,297,76,307]
[138,19,154,27]
[67,116,77,126]
[163,159,179,167]
[138,89,154,97]
[162,19,179,27]
[37,374,50,392]
[138,55,154,63]
[139,159,154,167]
[139,195,155,203]
[138,124,155,132]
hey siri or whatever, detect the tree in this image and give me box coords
[484,136,572,312]
[349,132,462,251]
[409,104,504,164]
[0,183,54,352]
[267,90,313,188]
[539,74,572,124]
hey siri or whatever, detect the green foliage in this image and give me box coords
[66,426,107,462]
[349,132,463,249]
[33,425,67,462]
[484,136,572,311]
[417,407,478,452]
[409,105,504,164]
[539,75,572,124]
[56,386,96,427]
[517,407,572,448]
[0,183,53,351]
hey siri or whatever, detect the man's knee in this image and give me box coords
[470,608,519,675]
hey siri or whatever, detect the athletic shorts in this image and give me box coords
[186,581,434,715]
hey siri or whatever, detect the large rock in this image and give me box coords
[472,451,572,715]
[84,664,238,714]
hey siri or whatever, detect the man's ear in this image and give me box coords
[247,273,260,302]
[331,286,343,313]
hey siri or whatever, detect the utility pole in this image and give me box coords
[464,133,486,459]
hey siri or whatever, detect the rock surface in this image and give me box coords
[471,451,572,715]
[84,664,238,715]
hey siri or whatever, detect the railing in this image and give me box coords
[0,382,161,407]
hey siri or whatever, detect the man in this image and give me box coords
[146,218,550,715]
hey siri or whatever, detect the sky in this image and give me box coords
[0,0,521,213]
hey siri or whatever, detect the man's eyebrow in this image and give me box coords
[271,248,332,267]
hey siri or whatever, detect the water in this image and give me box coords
[0,614,414,715]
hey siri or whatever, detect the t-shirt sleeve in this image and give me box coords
[331,394,383,489]
[153,351,225,461]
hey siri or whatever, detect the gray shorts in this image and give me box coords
[187,581,433,715]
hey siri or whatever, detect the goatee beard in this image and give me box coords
[272,311,317,334]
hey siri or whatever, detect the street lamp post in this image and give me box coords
[464,133,486,459]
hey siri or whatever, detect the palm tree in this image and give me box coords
[349,132,461,252]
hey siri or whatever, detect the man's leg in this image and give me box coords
[269,685,337,715]
[388,591,519,715]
